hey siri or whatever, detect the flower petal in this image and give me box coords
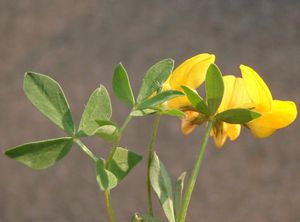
[225,123,241,141]
[240,65,272,112]
[218,75,236,112]
[181,111,199,135]
[169,53,215,90]
[229,77,253,109]
[247,100,297,138]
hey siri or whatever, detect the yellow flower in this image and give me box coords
[181,75,252,148]
[210,75,253,148]
[240,65,297,138]
[163,53,215,109]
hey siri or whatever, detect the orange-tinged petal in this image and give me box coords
[240,65,272,112]
[181,111,199,135]
[247,100,297,138]
[169,53,215,90]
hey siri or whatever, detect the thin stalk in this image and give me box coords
[75,139,98,162]
[146,114,161,216]
[104,191,117,222]
[178,121,213,222]
[106,113,133,169]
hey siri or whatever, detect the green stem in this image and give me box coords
[104,190,117,222]
[146,114,161,216]
[178,121,213,222]
[75,139,98,162]
[102,112,133,222]
[106,113,133,169]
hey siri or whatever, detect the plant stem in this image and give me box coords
[102,112,133,222]
[104,190,117,222]
[146,114,161,216]
[74,139,98,162]
[106,113,133,169]
[177,121,213,222]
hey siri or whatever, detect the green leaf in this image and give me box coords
[95,120,119,142]
[174,172,186,220]
[130,108,157,117]
[181,85,209,115]
[5,137,73,170]
[112,63,135,107]
[107,147,142,183]
[205,64,224,115]
[137,90,184,110]
[137,59,174,103]
[150,153,175,222]
[78,86,112,136]
[159,109,186,117]
[24,72,75,135]
[96,158,118,191]
[216,108,261,124]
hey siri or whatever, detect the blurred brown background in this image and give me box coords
[0,0,299,221]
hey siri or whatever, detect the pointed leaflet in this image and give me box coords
[96,159,118,191]
[137,90,184,110]
[78,86,112,136]
[216,108,261,124]
[130,108,157,117]
[137,59,174,103]
[174,172,186,220]
[5,137,73,170]
[112,63,135,107]
[107,147,142,183]
[24,72,75,135]
[181,85,209,115]
[205,64,224,115]
[150,153,176,222]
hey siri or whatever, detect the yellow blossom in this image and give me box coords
[240,65,297,138]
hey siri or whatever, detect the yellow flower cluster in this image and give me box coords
[163,53,297,148]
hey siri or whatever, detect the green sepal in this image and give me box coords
[205,64,224,115]
[181,85,209,115]
[137,90,184,110]
[95,120,119,142]
[4,137,73,170]
[216,108,261,124]
[95,158,118,191]
[23,72,75,135]
[150,152,176,222]
[78,86,112,136]
[112,63,135,107]
[107,147,142,183]
[174,172,186,220]
[137,59,174,103]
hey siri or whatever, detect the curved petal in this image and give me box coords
[166,96,191,109]
[247,100,297,138]
[218,75,236,112]
[169,53,215,89]
[225,123,241,141]
[240,65,272,112]
[229,77,253,109]
[181,111,199,135]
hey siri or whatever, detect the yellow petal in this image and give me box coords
[181,111,199,135]
[212,130,227,149]
[218,75,236,112]
[247,100,297,138]
[225,123,241,141]
[169,53,215,90]
[240,65,272,112]
[166,96,191,109]
[228,77,253,109]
